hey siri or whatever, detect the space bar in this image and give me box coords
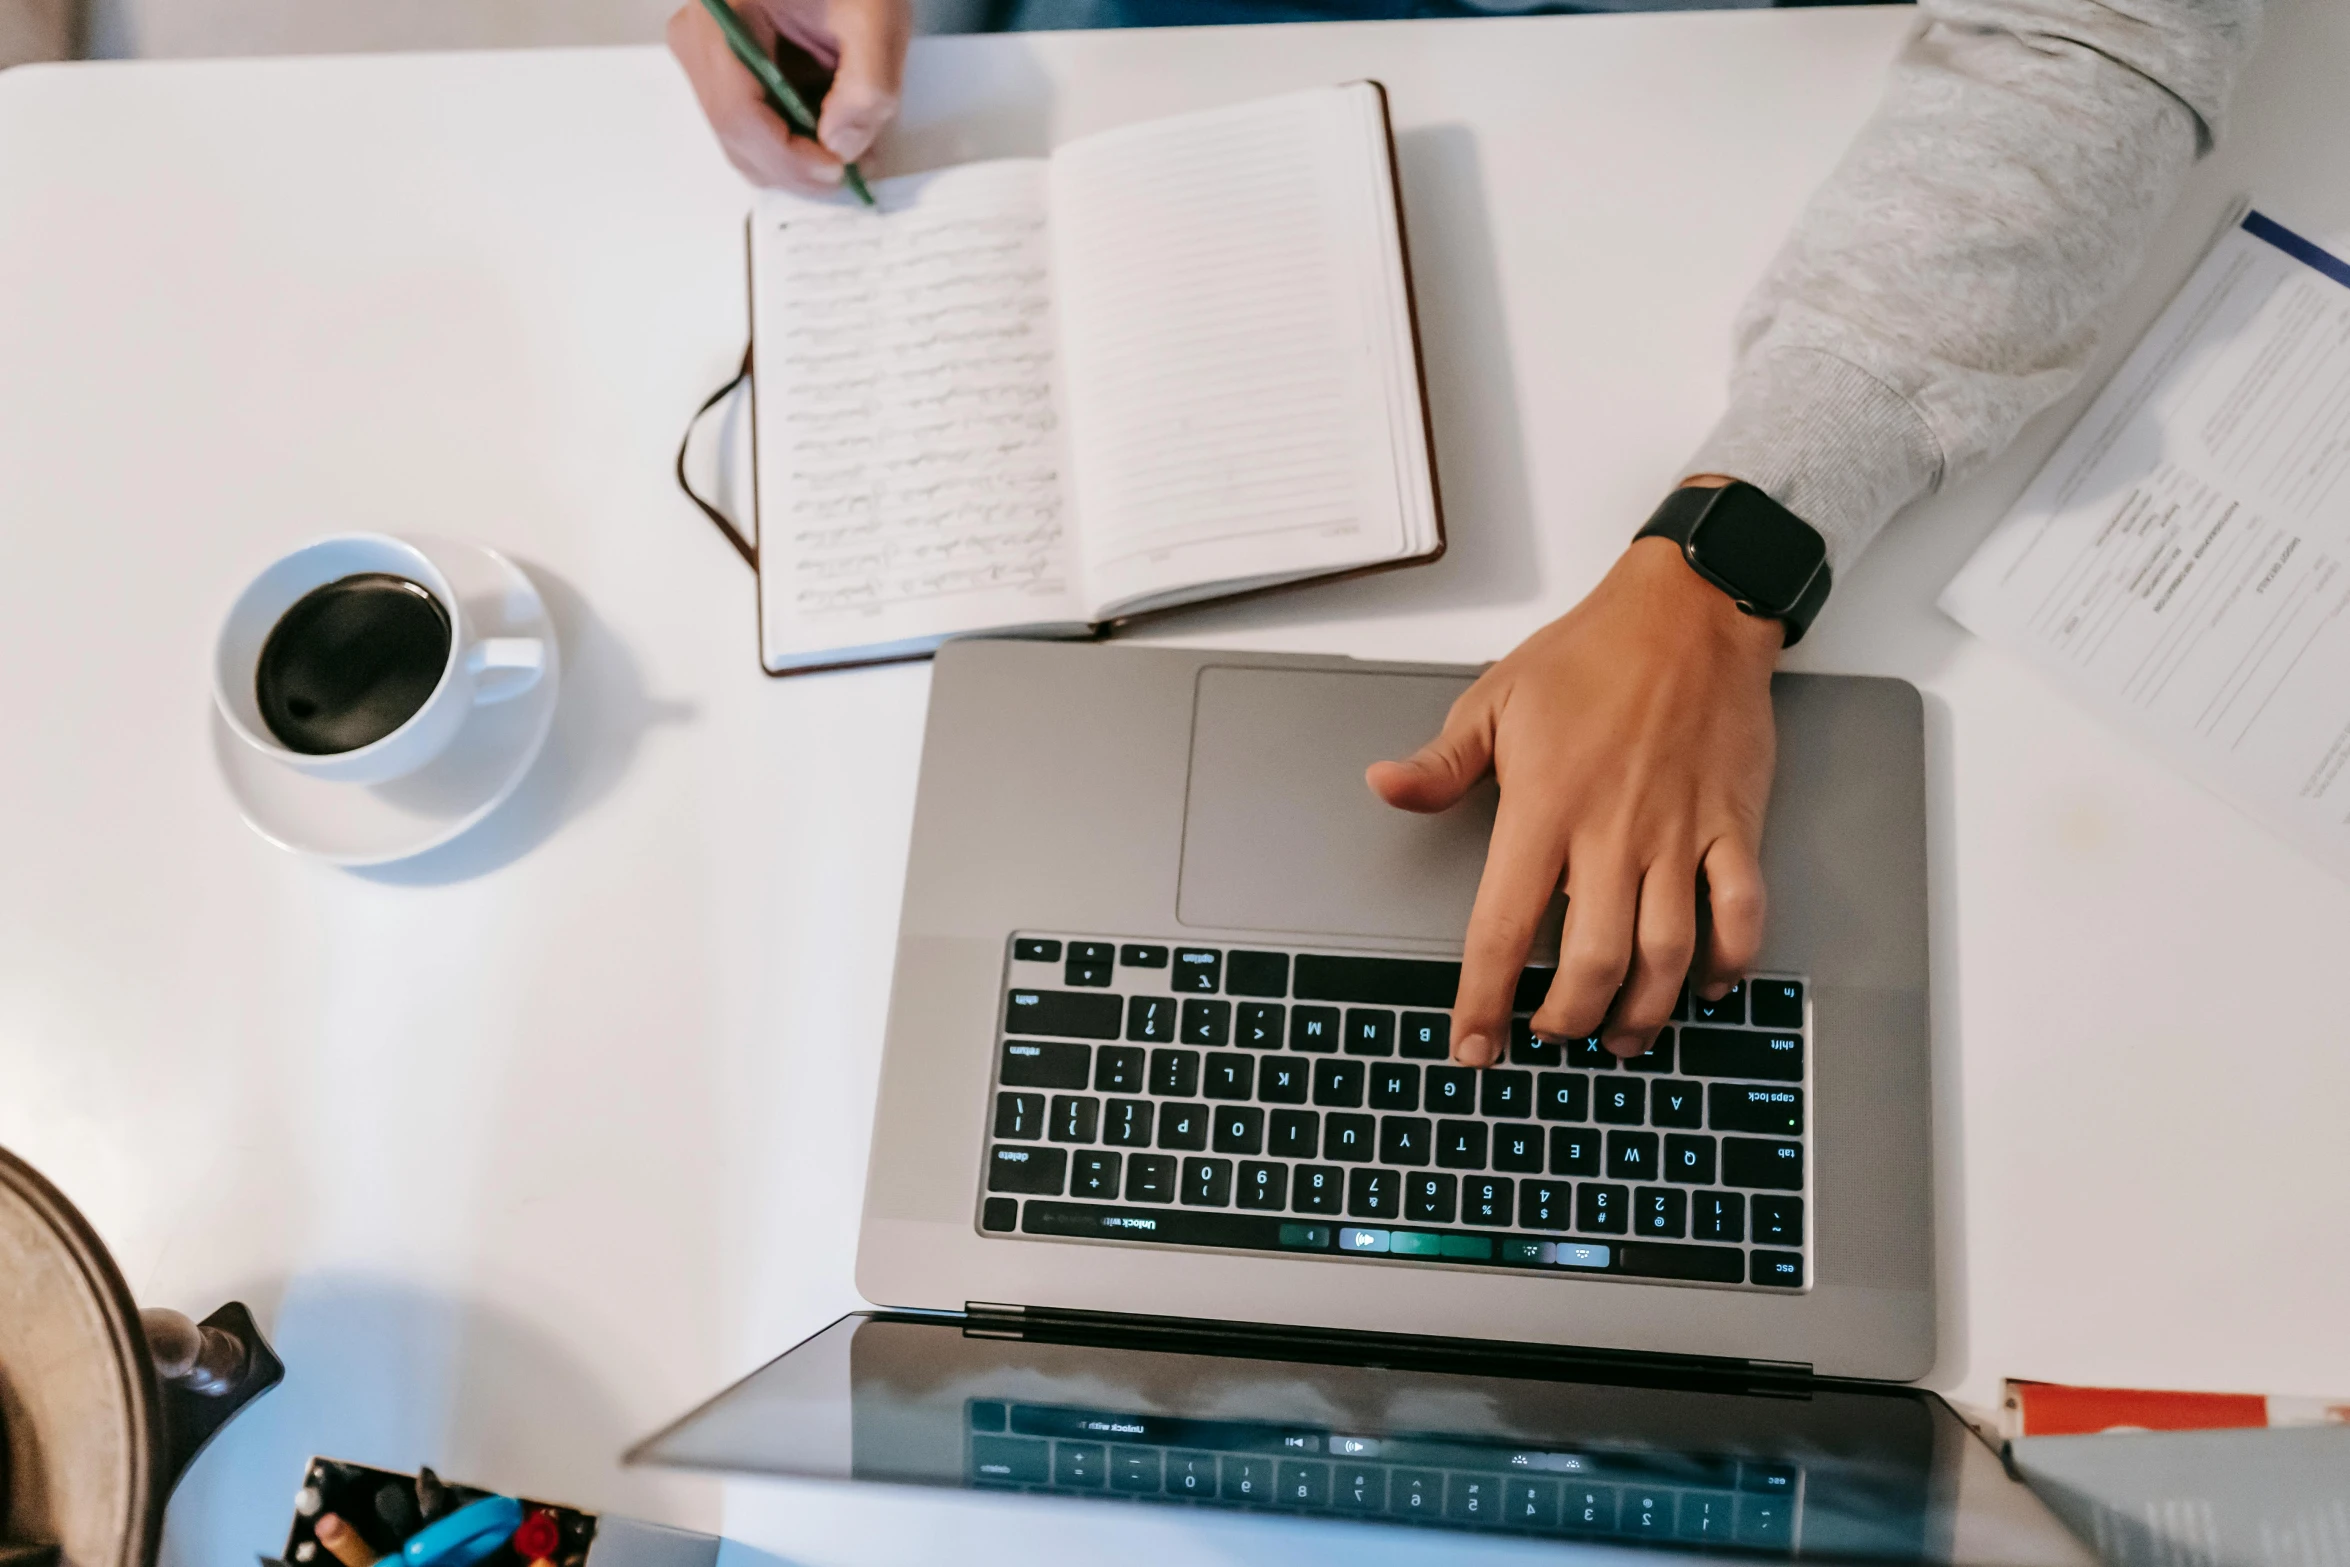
[1294,955,1556,1012]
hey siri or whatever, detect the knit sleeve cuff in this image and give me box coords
[1682,347,1944,578]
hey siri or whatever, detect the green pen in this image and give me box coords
[698,0,878,207]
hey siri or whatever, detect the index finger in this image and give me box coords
[1450,794,1569,1067]
[669,4,847,192]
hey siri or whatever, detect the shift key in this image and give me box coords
[1680,1028,1803,1082]
[1000,1039,1091,1089]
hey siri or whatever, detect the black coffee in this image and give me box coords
[255,573,452,754]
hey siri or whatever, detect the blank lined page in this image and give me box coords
[752,162,1085,668]
[1050,85,1427,618]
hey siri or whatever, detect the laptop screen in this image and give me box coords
[629,1313,2088,1564]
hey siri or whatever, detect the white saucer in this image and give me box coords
[212,539,561,866]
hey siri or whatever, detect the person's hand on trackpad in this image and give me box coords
[1367,493,1784,1066]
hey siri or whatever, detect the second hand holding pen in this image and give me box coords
[697,0,879,207]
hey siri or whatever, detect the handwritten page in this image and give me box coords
[1049,85,1426,617]
[753,162,1083,666]
[1942,211,2350,883]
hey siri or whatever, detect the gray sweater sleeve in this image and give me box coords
[1685,0,2263,578]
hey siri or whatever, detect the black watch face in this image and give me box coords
[1688,490,1826,616]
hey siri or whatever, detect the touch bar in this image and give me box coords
[1294,957,1556,1012]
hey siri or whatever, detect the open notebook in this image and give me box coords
[746,83,1442,674]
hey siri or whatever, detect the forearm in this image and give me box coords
[1688,0,2263,577]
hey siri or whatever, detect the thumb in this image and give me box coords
[1366,696,1494,815]
[818,0,908,163]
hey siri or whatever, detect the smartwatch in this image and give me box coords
[1635,480,1832,646]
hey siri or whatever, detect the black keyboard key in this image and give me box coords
[1157,1103,1209,1151]
[1345,1008,1396,1056]
[1211,1106,1264,1155]
[1619,1241,1743,1283]
[982,1196,1017,1231]
[1125,994,1176,1043]
[1258,1058,1309,1105]
[1681,1027,1803,1081]
[1094,1046,1145,1094]
[1692,1189,1744,1242]
[1013,938,1061,962]
[1521,1179,1572,1229]
[1119,943,1168,968]
[1238,1160,1287,1209]
[1337,1465,1386,1510]
[1280,1461,1332,1508]
[1537,1072,1590,1122]
[1000,1039,1090,1088]
[1406,1172,1457,1223]
[1223,1455,1275,1503]
[1435,1120,1488,1169]
[1104,1098,1153,1146]
[1049,1094,1099,1143]
[1622,1030,1675,1074]
[1691,983,1745,1024]
[1070,1150,1121,1199]
[1567,1036,1619,1070]
[1480,1069,1533,1118]
[1723,1137,1804,1190]
[1182,1157,1233,1206]
[1124,1153,1175,1202]
[1752,1250,1805,1287]
[995,1092,1044,1139]
[972,1435,1049,1484]
[1595,1078,1646,1124]
[1312,1059,1366,1108]
[1515,966,1557,1012]
[1203,1054,1254,1100]
[1293,1164,1343,1214]
[1007,989,1121,1038]
[1290,1006,1339,1052]
[1751,1194,1803,1244]
[1348,1167,1402,1219]
[1292,954,1458,1007]
[1055,1442,1105,1487]
[1391,1470,1442,1517]
[1665,1133,1717,1184]
[1378,1115,1431,1166]
[1226,950,1290,997]
[1566,1485,1618,1530]
[1424,1066,1476,1114]
[1682,1491,1736,1543]
[1167,1452,1216,1495]
[988,1144,1065,1194]
[1507,1478,1563,1529]
[1149,1049,1201,1097]
[1065,958,1113,987]
[1067,941,1113,964]
[1368,1063,1420,1111]
[1268,1108,1319,1158]
[1550,1127,1601,1176]
[1324,1112,1375,1161]
[1710,1083,1804,1135]
[1510,1019,1564,1067]
[1606,1130,1659,1180]
[1576,1181,1628,1233]
[1173,948,1223,991]
[1492,1123,1544,1172]
[1236,1002,1285,1049]
[1399,1011,1450,1059]
[1651,1079,1703,1128]
[1462,1175,1513,1227]
[1749,978,1804,1029]
[1448,1474,1498,1523]
[1634,1186,1687,1237]
[1181,998,1231,1047]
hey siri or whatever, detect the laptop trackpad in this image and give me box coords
[1178,666,1500,941]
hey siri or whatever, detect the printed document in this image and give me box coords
[1942,211,2350,883]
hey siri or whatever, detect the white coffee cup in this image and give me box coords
[213,534,546,786]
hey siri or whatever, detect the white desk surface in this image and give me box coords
[4,4,2348,1562]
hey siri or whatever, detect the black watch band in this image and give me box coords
[1635,481,1833,646]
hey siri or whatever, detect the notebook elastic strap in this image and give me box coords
[675,344,758,572]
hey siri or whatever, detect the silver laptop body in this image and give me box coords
[857,640,1933,1382]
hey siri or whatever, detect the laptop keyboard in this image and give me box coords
[965,1399,1802,1548]
[979,935,1810,1292]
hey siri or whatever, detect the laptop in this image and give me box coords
[630,641,2080,1562]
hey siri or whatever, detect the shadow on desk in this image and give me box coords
[156,1272,729,1566]
[354,563,696,887]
